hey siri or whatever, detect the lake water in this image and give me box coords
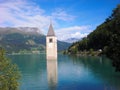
[9,54,120,90]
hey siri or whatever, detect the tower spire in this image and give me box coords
[47,22,55,36]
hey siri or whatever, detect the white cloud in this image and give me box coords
[57,26,90,32]
[0,0,48,27]
[52,8,75,21]
[57,32,88,41]
[56,25,91,40]
[71,32,88,38]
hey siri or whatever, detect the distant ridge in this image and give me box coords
[63,38,80,43]
[0,27,71,53]
[0,27,43,35]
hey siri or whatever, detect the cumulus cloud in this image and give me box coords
[56,25,91,40]
[57,32,88,41]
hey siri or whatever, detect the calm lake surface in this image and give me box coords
[9,54,120,90]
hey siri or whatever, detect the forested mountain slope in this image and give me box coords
[67,5,120,71]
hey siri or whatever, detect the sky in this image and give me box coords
[0,0,120,41]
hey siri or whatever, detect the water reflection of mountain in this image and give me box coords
[47,60,58,90]
[69,55,120,90]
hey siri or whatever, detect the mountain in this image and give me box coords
[64,38,80,43]
[0,27,71,53]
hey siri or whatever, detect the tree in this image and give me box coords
[0,48,21,90]
[106,5,120,71]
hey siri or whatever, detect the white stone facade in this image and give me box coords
[46,36,57,60]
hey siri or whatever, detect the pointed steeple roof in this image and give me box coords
[47,23,55,36]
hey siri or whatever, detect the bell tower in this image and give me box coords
[46,23,57,60]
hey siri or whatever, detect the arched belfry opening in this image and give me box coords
[46,23,57,60]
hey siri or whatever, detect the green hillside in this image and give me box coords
[66,5,120,71]
[0,27,71,53]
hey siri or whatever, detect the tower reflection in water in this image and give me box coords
[47,59,58,90]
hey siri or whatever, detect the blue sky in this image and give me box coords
[0,0,120,40]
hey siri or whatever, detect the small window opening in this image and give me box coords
[49,38,53,43]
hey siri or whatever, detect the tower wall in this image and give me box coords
[46,36,57,60]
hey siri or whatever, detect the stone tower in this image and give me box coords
[46,23,57,60]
